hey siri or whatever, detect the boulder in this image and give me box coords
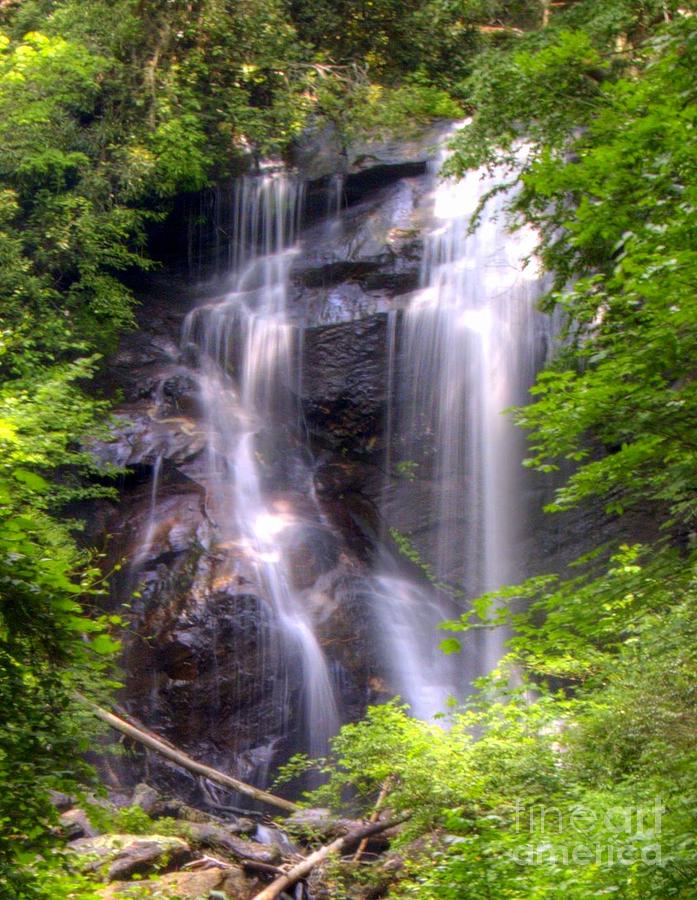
[131,783,161,816]
[347,122,449,174]
[289,119,449,181]
[99,865,262,899]
[59,808,101,840]
[69,833,193,881]
[186,823,282,865]
[285,807,355,841]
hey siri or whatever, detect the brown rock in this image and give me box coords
[59,808,100,840]
[98,865,262,899]
[131,783,161,816]
[108,838,193,881]
[186,823,281,865]
[70,833,193,881]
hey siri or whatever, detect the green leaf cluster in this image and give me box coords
[300,5,697,898]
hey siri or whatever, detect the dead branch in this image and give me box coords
[76,693,299,814]
[251,814,411,900]
[353,776,394,863]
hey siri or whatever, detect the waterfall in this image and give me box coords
[133,452,163,570]
[378,130,548,705]
[181,175,339,766]
[124,129,551,792]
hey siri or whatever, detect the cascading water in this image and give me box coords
[122,128,551,797]
[379,130,549,702]
[181,175,339,766]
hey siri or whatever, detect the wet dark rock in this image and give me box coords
[118,575,282,790]
[161,373,201,418]
[60,808,101,840]
[280,524,341,590]
[91,403,207,469]
[186,824,282,865]
[299,259,386,289]
[301,314,387,453]
[291,178,428,327]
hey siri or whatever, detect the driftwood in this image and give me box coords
[241,859,286,877]
[77,694,299,813]
[251,814,410,900]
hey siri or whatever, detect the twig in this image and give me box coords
[353,776,394,863]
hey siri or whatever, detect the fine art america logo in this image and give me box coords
[509,798,665,867]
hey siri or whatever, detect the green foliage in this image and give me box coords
[338,5,697,898]
[286,0,544,84]
[287,5,697,900]
[309,577,697,897]
[345,80,464,140]
[0,369,123,895]
[85,803,180,838]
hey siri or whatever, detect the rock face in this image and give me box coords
[301,315,388,453]
[90,141,441,803]
[288,119,449,181]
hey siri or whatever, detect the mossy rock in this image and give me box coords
[70,833,193,881]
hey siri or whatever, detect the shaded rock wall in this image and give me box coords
[89,123,653,806]
[90,131,446,802]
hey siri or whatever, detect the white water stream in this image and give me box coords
[377,132,548,704]
[134,130,550,784]
[182,176,339,761]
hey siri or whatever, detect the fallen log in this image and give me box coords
[251,814,410,900]
[240,859,286,877]
[76,693,299,814]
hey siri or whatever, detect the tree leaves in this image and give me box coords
[11,469,50,493]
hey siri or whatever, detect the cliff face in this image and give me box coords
[88,130,444,803]
[89,125,645,807]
